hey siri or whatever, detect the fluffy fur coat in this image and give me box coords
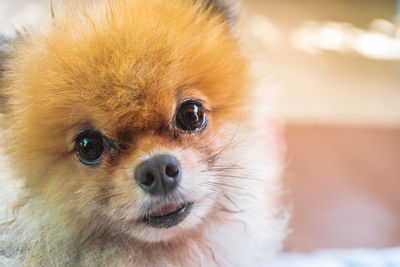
[0,0,286,266]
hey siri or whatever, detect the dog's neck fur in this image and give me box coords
[2,184,283,267]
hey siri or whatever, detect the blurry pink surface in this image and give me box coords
[283,125,400,251]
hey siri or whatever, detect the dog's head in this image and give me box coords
[2,0,259,243]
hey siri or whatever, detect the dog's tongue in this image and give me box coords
[150,203,181,217]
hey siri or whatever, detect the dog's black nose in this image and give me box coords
[134,154,181,196]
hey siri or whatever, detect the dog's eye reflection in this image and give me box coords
[75,130,104,165]
[175,100,208,132]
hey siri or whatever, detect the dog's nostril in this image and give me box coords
[141,172,155,188]
[165,164,179,178]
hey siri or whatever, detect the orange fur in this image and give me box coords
[0,0,286,266]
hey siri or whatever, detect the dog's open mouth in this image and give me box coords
[143,202,194,228]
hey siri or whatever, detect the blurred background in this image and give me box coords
[239,0,400,252]
[1,0,399,254]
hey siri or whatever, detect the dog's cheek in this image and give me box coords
[175,148,210,199]
[103,167,145,220]
[37,160,133,223]
[72,168,142,221]
[174,135,228,199]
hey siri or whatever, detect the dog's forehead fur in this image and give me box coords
[5,0,249,134]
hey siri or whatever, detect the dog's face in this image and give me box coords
[3,0,252,243]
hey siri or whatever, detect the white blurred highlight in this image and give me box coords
[0,2,48,36]
[290,19,400,60]
[247,14,400,61]
[247,15,283,50]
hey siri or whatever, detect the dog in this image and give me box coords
[0,0,286,266]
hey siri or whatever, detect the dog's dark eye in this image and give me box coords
[75,130,104,165]
[175,100,208,132]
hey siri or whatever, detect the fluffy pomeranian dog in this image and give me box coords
[0,0,286,266]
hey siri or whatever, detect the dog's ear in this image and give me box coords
[0,35,10,79]
[198,0,239,23]
[0,35,11,113]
